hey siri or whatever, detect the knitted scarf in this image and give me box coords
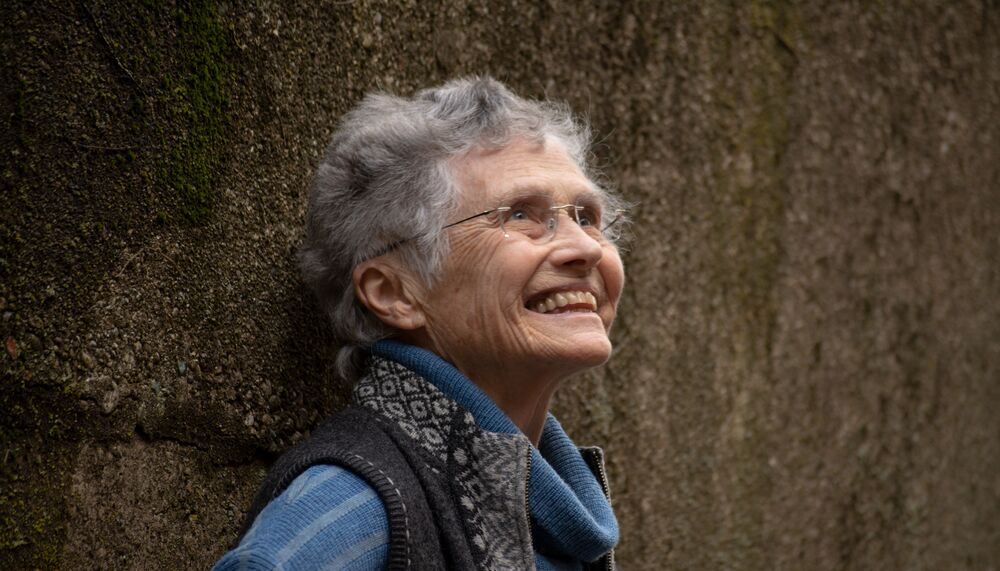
[371,340,619,563]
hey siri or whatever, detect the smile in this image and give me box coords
[526,290,598,314]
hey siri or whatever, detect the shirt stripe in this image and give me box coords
[274,487,379,565]
[284,463,341,503]
[321,528,390,571]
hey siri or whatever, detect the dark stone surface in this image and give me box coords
[1,1,998,568]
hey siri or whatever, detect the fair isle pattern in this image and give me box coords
[459,429,534,570]
[355,356,536,571]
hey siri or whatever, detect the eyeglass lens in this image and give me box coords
[494,195,623,242]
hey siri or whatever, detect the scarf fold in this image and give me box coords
[371,340,619,563]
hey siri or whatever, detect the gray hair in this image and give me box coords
[299,76,618,380]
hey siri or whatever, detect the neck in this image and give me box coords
[471,371,560,445]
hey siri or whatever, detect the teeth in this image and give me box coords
[529,290,598,314]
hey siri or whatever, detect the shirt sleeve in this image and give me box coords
[213,464,390,571]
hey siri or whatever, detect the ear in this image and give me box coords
[352,259,426,331]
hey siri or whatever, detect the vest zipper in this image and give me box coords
[591,450,614,571]
[524,445,534,570]
[524,446,533,509]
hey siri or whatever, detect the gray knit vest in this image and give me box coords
[238,357,614,570]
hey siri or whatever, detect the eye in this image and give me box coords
[574,205,601,228]
[509,208,531,221]
[505,198,546,223]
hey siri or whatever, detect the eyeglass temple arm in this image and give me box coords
[601,209,625,232]
[441,208,506,230]
[375,209,501,257]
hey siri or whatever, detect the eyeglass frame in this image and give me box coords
[368,200,627,260]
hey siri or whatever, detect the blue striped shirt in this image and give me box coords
[215,465,579,570]
[214,465,389,570]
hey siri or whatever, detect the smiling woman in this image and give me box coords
[213,77,627,571]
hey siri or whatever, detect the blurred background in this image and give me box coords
[2,1,998,569]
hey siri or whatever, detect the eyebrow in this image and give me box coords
[497,183,605,206]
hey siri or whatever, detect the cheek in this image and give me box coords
[430,240,516,323]
[601,250,626,308]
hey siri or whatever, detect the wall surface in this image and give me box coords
[2,1,999,569]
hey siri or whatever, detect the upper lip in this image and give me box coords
[523,283,599,307]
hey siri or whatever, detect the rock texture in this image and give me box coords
[2,1,998,569]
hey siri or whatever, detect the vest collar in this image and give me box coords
[367,340,619,563]
[354,352,536,569]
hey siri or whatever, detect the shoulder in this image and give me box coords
[213,464,389,571]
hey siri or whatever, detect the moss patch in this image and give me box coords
[0,0,235,566]
[159,0,234,223]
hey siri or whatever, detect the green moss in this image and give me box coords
[1,1,237,566]
[698,2,801,566]
[1,343,83,568]
[0,440,73,569]
[708,0,798,332]
[159,0,234,223]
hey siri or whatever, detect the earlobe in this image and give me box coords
[352,261,426,331]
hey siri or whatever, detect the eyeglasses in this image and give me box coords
[372,194,627,259]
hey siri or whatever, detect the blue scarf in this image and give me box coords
[371,340,619,563]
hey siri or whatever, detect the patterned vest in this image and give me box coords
[238,356,614,570]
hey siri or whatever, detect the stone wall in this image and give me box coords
[2,1,998,569]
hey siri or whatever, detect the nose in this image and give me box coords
[548,210,604,270]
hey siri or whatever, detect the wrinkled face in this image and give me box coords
[414,137,625,383]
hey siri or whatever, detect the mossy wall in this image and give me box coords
[2,1,998,569]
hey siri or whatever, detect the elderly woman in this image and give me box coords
[214,77,627,570]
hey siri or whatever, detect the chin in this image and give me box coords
[548,332,613,372]
[518,310,616,374]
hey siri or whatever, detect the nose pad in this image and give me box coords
[544,205,585,242]
[548,208,593,241]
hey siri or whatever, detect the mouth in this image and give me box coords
[525,288,598,315]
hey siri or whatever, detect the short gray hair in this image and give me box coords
[299,76,616,380]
